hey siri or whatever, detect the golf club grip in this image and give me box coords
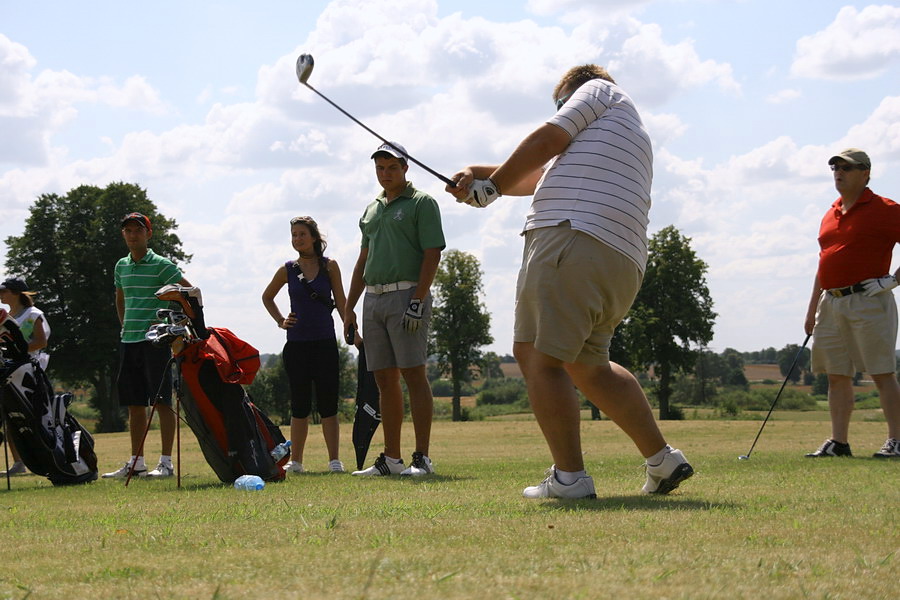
[305,84,456,187]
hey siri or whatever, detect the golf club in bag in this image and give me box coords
[738,334,812,460]
[0,309,98,487]
[295,53,456,188]
[146,285,288,484]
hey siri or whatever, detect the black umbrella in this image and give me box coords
[352,345,381,470]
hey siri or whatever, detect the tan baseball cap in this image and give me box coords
[828,148,871,169]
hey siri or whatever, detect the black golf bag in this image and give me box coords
[148,285,287,483]
[0,310,98,486]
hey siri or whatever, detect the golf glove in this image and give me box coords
[402,298,424,333]
[464,179,500,208]
[861,275,898,296]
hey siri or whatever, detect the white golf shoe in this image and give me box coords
[523,465,597,499]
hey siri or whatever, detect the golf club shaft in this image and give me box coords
[303,83,455,187]
[743,333,812,458]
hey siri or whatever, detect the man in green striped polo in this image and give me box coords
[102,212,191,479]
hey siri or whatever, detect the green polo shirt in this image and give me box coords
[359,182,446,285]
[114,249,183,343]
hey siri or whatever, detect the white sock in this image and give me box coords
[555,468,586,485]
[385,455,402,464]
[160,455,173,466]
[647,445,672,467]
[131,456,145,469]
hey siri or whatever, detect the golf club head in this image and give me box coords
[738,455,750,460]
[296,54,314,84]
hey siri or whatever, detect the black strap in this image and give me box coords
[298,259,336,310]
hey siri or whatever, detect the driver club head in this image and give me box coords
[296,54,314,85]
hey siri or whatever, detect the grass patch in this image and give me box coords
[0,418,895,599]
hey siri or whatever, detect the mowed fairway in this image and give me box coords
[0,416,896,599]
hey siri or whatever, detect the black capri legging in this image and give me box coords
[282,337,340,419]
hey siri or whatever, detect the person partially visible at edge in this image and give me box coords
[0,277,51,476]
[344,141,445,477]
[102,212,192,479]
[262,216,348,474]
[446,64,694,499]
[803,148,900,459]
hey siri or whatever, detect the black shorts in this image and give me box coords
[117,341,173,407]
[282,338,339,419]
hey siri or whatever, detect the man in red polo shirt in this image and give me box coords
[804,148,900,458]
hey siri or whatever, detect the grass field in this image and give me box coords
[0,413,896,599]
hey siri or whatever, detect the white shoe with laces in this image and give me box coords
[400,452,434,476]
[522,465,596,499]
[642,448,693,494]
[352,453,404,476]
[328,459,345,473]
[101,461,147,479]
[285,461,304,473]
[146,462,174,478]
[872,438,900,458]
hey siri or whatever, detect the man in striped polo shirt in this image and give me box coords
[447,64,693,499]
[102,212,191,479]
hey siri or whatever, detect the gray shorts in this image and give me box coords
[515,222,642,365]
[362,287,431,371]
[811,290,898,376]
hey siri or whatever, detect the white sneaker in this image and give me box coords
[522,465,596,499]
[400,451,434,476]
[285,461,304,473]
[101,461,147,479]
[642,448,694,494]
[146,462,174,478]
[328,459,345,473]
[872,438,900,458]
[352,453,404,476]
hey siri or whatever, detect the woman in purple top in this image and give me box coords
[262,216,350,473]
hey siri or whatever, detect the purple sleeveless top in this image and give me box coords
[285,259,336,342]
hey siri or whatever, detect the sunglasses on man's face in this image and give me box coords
[555,92,573,110]
[830,164,868,172]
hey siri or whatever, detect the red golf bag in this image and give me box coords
[148,286,287,483]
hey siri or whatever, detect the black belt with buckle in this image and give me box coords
[828,283,866,298]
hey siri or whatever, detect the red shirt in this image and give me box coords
[817,188,900,289]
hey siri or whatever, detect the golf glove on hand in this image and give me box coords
[464,179,500,208]
[402,298,424,333]
[862,275,898,296]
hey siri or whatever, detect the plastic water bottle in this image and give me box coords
[234,474,265,490]
[270,440,292,461]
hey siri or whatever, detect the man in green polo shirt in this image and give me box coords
[345,142,445,477]
[102,212,191,479]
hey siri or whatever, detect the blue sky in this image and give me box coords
[3,0,900,357]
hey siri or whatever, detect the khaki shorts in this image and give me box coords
[811,290,898,376]
[514,222,642,365]
[362,287,431,371]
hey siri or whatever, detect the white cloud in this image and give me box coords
[766,88,801,104]
[608,23,741,107]
[791,5,900,80]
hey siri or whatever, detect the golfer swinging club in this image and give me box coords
[447,64,693,498]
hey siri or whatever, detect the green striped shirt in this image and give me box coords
[114,249,182,343]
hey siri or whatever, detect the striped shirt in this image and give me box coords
[526,78,653,273]
[114,249,182,343]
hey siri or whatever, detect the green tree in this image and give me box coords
[4,183,189,431]
[430,250,493,421]
[777,343,810,384]
[479,351,505,380]
[619,226,716,419]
